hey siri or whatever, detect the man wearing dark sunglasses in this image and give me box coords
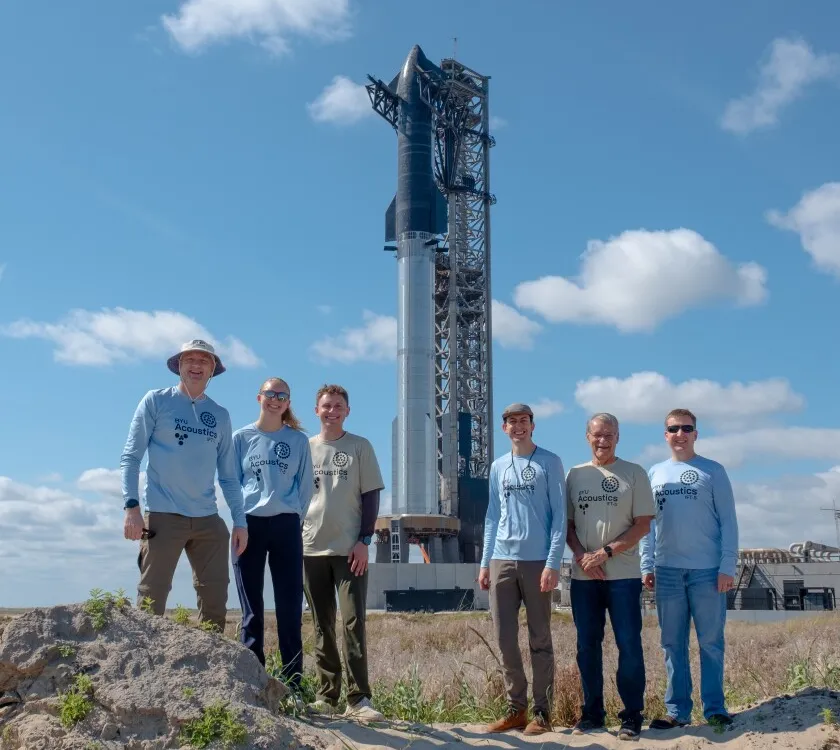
[640,408,739,732]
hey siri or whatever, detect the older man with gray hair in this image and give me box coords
[565,412,655,741]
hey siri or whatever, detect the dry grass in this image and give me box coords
[216,609,840,727]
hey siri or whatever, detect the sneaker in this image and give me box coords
[618,715,643,741]
[343,697,385,722]
[523,710,552,735]
[307,699,337,716]
[649,715,688,730]
[486,705,528,733]
[572,717,605,735]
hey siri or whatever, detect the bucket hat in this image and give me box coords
[166,339,226,377]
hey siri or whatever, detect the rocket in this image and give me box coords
[376,46,448,516]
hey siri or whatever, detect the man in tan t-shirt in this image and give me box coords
[303,384,385,722]
[565,412,655,741]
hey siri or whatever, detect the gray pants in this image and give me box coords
[490,559,555,713]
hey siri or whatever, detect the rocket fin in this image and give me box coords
[385,194,397,242]
[432,189,448,235]
[388,73,400,93]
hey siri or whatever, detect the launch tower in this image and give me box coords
[367,46,495,565]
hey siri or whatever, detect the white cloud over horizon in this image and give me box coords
[0,307,261,369]
[513,229,767,333]
[768,182,840,278]
[530,398,565,420]
[310,310,396,364]
[638,427,840,469]
[721,37,840,135]
[735,466,840,551]
[307,76,371,124]
[576,372,805,426]
[161,0,352,56]
[491,300,542,349]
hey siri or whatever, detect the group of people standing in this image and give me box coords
[479,402,739,740]
[120,339,385,721]
[119,338,739,739]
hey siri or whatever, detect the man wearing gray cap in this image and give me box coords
[120,339,248,632]
[479,403,566,736]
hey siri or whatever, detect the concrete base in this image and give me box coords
[366,562,490,611]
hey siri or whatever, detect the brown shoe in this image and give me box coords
[486,706,528,733]
[523,711,552,735]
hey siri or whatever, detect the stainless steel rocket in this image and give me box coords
[377,46,448,516]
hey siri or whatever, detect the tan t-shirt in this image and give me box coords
[565,457,655,580]
[303,432,385,556]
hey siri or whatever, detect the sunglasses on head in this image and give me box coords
[260,390,289,401]
[667,424,695,434]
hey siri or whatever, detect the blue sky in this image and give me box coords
[2,1,840,607]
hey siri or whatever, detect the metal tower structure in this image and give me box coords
[367,46,495,563]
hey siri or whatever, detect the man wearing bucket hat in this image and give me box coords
[120,339,248,631]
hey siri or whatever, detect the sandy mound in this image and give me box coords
[309,687,840,750]
[0,598,340,749]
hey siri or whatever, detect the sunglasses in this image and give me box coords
[260,390,289,401]
[141,528,156,540]
[667,425,695,434]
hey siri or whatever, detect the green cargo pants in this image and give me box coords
[303,555,370,707]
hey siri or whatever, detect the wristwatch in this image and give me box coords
[603,545,613,558]
[124,499,139,510]
[359,535,372,545]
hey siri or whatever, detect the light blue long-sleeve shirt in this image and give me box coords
[233,423,314,520]
[120,387,245,527]
[481,446,566,570]
[639,454,739,577]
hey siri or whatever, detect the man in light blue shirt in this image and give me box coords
[640,408,739,730]
[120,339,247,632]
[479,403,566,737]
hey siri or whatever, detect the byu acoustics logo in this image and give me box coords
[275,442,291,460]
[332,451,349,468]
[521,466,536,482]
[200,412,216,429]
[680,469,699,486]
[601,476,620,493]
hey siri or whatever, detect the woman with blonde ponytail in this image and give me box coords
[231,377,313,696]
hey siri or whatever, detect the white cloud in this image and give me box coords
[316,304,333,315]
[767,182,840,278]
[0,307,261,369]
[513,228,767,332]
[530,398,564,419]
[576,372,804,426]
[734,467,840,550]
[0,264,5,282]
[307,76,371,124]
[638,427,840,469]
[310,310,396,364]
[489,115,508,130]
[162,0,352,56]
[38,472,63,483]
[721,37,840,134]
[77,468,125,498]
[491,300,542,349]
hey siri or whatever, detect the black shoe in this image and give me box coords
[572,717,605,735]
[618,715,643,741]
[649,716,688,730]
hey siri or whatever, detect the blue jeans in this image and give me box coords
[655,567,728,721]
[570,577,645,722]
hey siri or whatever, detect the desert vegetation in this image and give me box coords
[232,608,840,727]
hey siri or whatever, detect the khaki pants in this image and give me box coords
[303,555,370,707]
[490,559,555,713]
[137,511,230,631]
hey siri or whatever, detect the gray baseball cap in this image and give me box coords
[502,402,533,420]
